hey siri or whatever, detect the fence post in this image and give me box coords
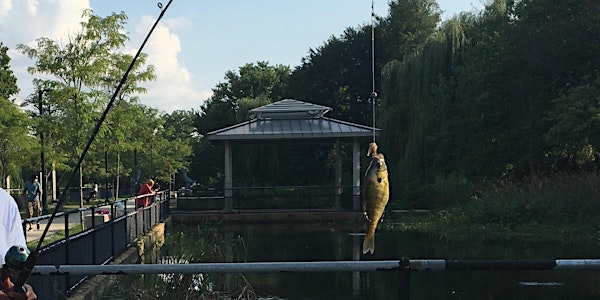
[64,212,71,292]
[110,202,115,259]
[399,257,411,300]
[91,207,97,264]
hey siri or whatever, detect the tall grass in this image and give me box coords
[104,221,258,299]
[403,173,600,243]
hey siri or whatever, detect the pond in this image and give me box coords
[155,221,599,299]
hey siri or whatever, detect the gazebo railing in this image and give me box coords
[176,185,359,211]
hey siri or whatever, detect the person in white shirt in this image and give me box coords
[0,188,37,299]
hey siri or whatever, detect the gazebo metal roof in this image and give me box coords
[207,99,378,142]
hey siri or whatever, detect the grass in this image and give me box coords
[26,224,85,249]
[23,197,130,248]
[393,173,600,244]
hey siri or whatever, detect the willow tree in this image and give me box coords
[379,19,468,206]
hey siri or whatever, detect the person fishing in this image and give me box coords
[136,179,156,209]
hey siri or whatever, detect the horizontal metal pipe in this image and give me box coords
[32,261,402,275]
[555,259,600,270]
[30,259,600,276]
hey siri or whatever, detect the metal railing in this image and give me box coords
[21,190,170,300]
[29,259,600,299]
[176,185,358,211]
[30,259,600,274]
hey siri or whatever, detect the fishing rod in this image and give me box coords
[13,0,174,292]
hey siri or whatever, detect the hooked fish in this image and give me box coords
[363,142,390,255]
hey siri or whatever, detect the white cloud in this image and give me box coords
[1,0,89,104]
[0,0,206,113]
[130,15,208,112]
[0,0,13,19]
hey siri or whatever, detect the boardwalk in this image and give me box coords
[24,198,138,244]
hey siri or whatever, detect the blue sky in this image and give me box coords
[1,0,484,113]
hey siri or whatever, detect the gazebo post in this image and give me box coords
[352,138,361,211]
[224,141,233,212]
[334,139,343,210]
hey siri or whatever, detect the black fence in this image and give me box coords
[21,191,170,300]
[176,185,358,211]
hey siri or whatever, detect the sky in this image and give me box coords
[0,0,484,114]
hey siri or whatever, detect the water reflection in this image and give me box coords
[162,222,600,299]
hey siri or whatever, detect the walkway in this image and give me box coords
[24,198,138,244]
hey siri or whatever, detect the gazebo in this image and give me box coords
[206,99,378,211]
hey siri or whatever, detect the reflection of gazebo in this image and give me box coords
[206,99,378,211]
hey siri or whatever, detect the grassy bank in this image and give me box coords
[397,173,600,244]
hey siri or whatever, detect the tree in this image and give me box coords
[18,9,155,212]
[0,99,33,187]
[288,27,377,125]
[192,62,292,187]
[545,79,600,171]
[0,43,19,98]
[159,110,195,188]
[0,43,33,187]
[92,50,155,200]
[380,0,441,62]
[196,62,291,135]
[288,0,441,127]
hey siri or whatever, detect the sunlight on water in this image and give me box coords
[519,281,564,286]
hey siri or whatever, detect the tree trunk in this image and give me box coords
[115,152,120,201]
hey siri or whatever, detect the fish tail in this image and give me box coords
[362,232,375,255]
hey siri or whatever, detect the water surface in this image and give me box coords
[166,222,600,299]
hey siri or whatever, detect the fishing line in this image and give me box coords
[370,0,377,143]
[13,0,174,292]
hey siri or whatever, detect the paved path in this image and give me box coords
[24,198,137,244]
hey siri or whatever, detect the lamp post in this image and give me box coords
[38,89,51,214]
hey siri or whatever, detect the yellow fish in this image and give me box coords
[363,143,390,255]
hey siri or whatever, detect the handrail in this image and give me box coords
[31,259,600,275]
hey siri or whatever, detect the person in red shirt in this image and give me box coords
[136,179,155,209]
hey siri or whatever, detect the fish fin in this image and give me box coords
[362,233,375,255]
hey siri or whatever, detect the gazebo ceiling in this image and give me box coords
[206,99,378,142]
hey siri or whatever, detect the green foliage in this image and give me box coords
[0,98,34,186]
[0,43,34,185]
[195,62,290,135]
[376,0,600,207]
[191,62,292,187]
[14,9,193,198]
[17,10,136,191]
[381,0,441,62]
[288,26,376,124]
[8,0,600,215]
[545,78,600,171]
[409,173,600,243]
[0,42,19,98]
